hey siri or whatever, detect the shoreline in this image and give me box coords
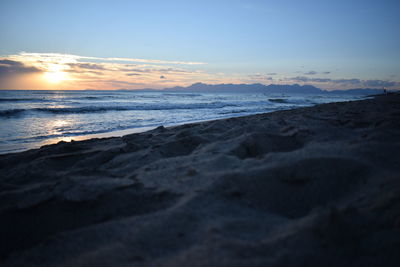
[0,95,366,156]
[0,126,158,156]
[1,93,400,266]
[0,91,368,156]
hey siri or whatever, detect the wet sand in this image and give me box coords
[1,93,400,266]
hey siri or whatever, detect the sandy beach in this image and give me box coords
[1,93,400,266]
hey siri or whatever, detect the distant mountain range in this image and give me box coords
[128,83,389,95]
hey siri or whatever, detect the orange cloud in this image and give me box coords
[0,52,216,90]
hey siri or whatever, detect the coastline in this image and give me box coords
[0,89,365,155]
[1,93,400,266]
[0,126,158,155]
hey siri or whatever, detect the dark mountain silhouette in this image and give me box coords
[125,83,389,95]
[164,83,388,95]
[165,83,322,94]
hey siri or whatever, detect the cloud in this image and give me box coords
[65,63,106,75]
[304,71,317,75]
[291,76,331,83]
[92,56,205,65]
[105,80,145,86]
[120,68,152,73]
[66,69,104,75]
[157,68,190,73]
[120,67,191,74]
[84,79,147,86]
[67,63,107,70]
[334,78,361,85]
[2,51,397,90]
[289,76,399,88]
[16,52,205,66]
[0,59,42,76]
[304,71,332,75]
[0,59,22,66]
[363,79,397,87]
[0,52,215,89]
[248,74,274,81]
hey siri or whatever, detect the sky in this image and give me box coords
[0,0,399,90]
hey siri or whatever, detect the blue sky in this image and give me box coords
[0,0,399,90]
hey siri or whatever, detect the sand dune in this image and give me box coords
[1,94,400,266]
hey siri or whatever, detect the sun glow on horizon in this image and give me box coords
[1,51,398,90]
[43,71,68,84]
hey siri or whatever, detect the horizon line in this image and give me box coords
[0,82,397,91]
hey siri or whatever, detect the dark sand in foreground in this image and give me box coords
[1,94,400,266]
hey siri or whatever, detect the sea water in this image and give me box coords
[0,90,362,154]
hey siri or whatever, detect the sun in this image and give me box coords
[44,71,68,84]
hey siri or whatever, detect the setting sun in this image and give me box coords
[44,71,68,84]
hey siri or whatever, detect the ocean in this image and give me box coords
[0,90,362,154]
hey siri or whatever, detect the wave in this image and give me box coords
[268,98,288,103]
[0,98,50,102]
[0,109,26,117]
[162,93,202,97]
[68,95,119,100]
[0,95,121,103]
[0,102,238,118]
[80,96,103,100]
